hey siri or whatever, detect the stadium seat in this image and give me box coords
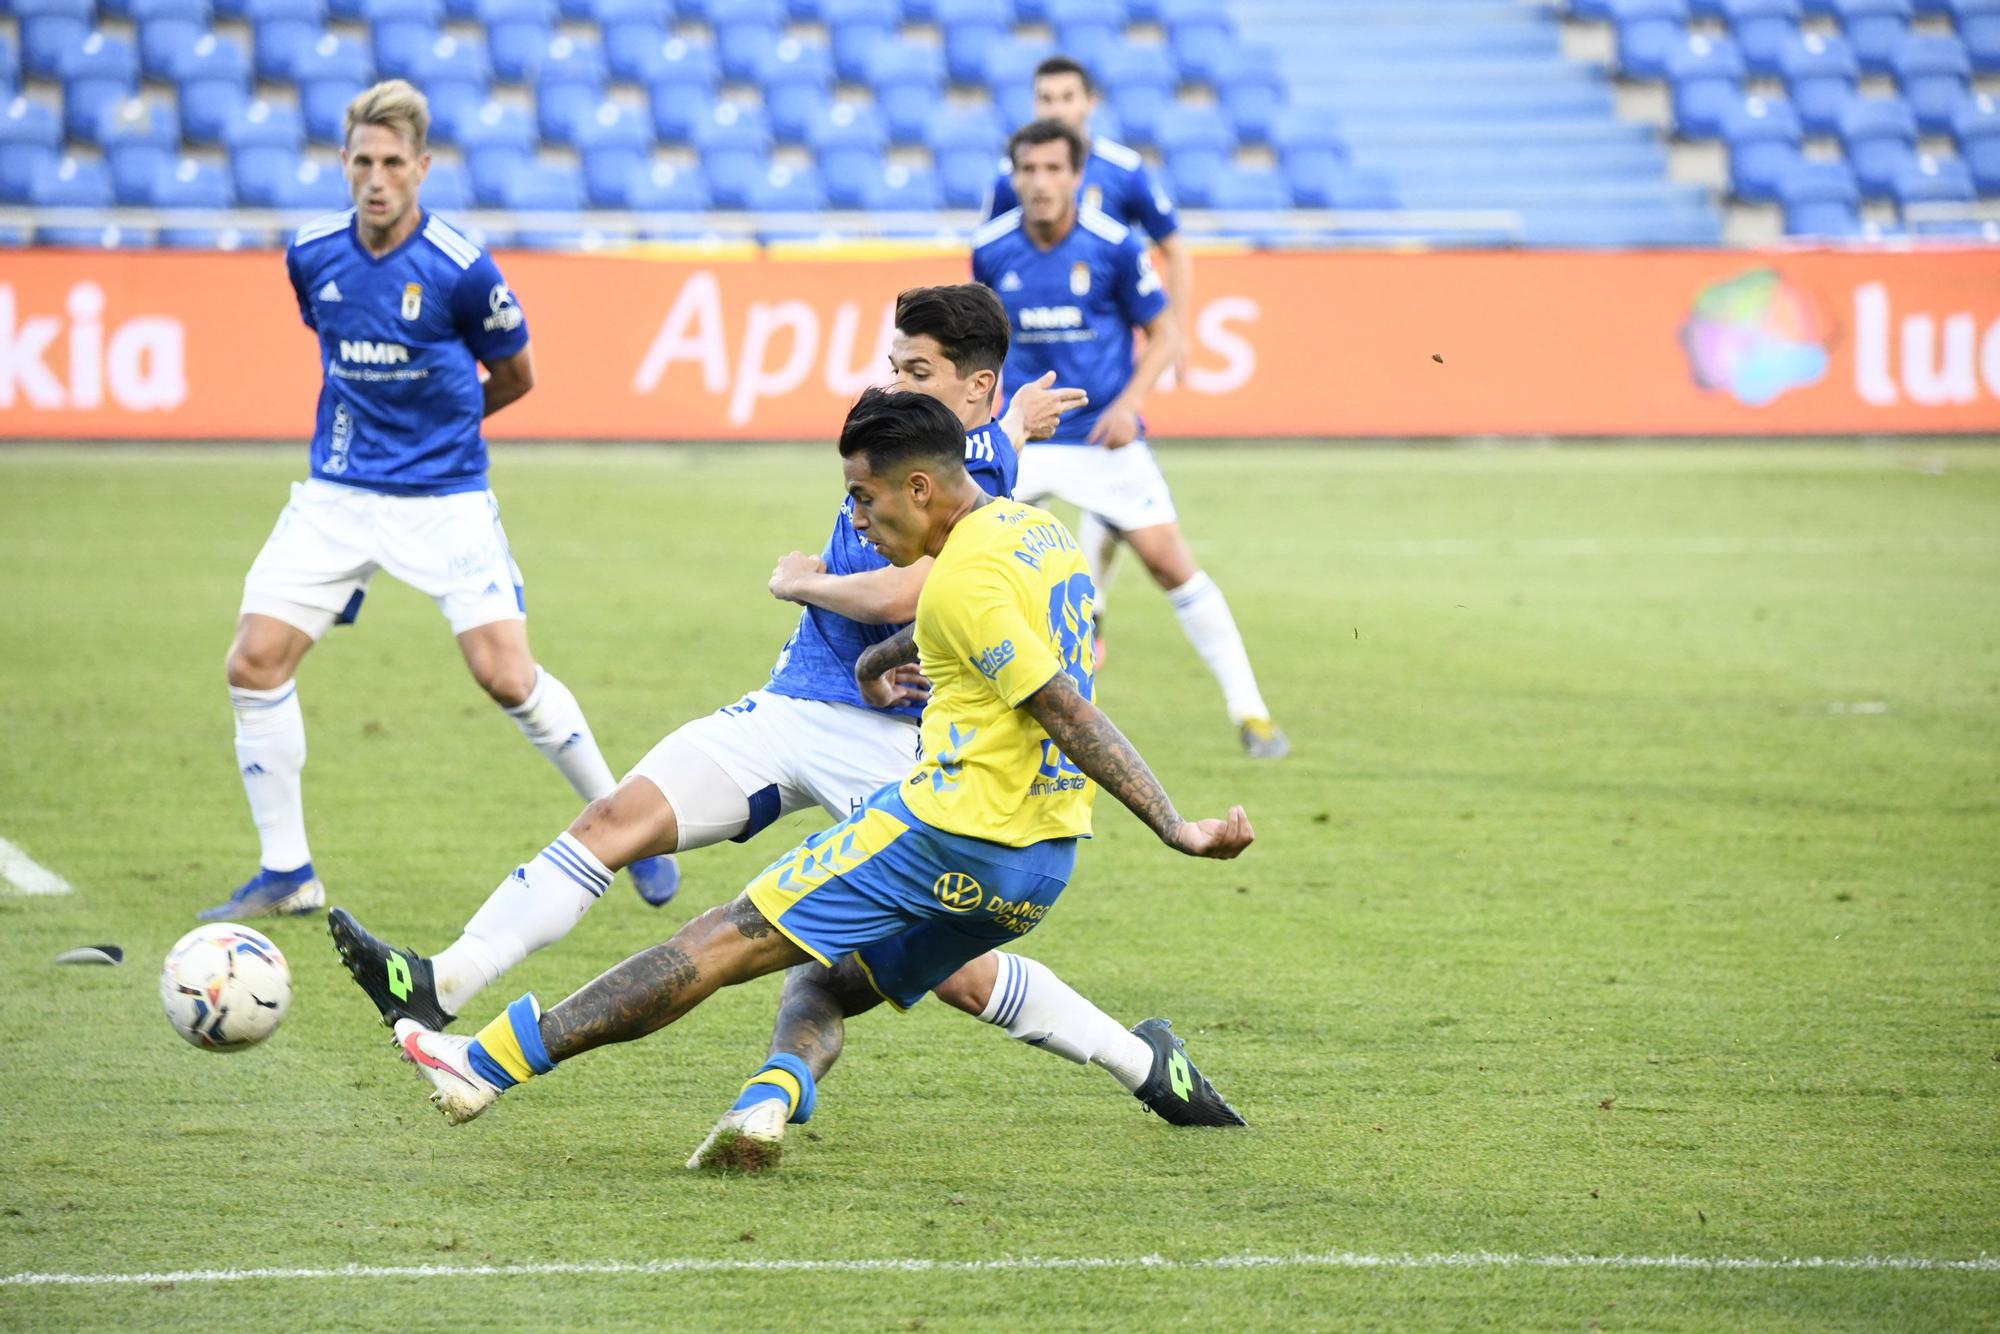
[1125,0,1159,19]
[981,38,1056,128]
[593,0,668,79]
[1610,0,1694,79]
[1290,163,1399,210]
[1890,34,1971,133]
[244,0,326,81]
[38,223,156,247]
[939,0,1011,85]
[1666,33,1746,139]
[133,0,211,82]
[1957,0,2000,73]
[745,161,826,212]
[1052,0,1126,72]
[1951,93,2000,193]
[1776,157,1861,232]
[927,104,1004,206]
[407,36,491,144]
[1207,165,1291,211]
[1720,94,1804,199]
[759,40,834,145]
[1720,0,1804,76]
[809,101,889,207]
[572,100,653,206]
[17,0,94,80]
[825,0,898,83]
[713,0,783,83]
[171,34,253,143]
[1160,0,1236,83]
[477,0,555,81]
[859,161,943,211]
[692,102,774,208]
[785,0,826,18]
[96,98,180,203]
[1097,45,1178,149]
[363,0,443,81]
[1837,93,1918,196]
[0,34,16,89]
[457,101,536,204]
[1778,31,1858,135]
[154,156,235,207]
[897,0,940,21]
[501,162,585,211]
[1272,107,1347,201]
[533,36,607,145]
[646,40,722,141]
[1155,104,1234,205]
[274,158,350,211]
[1832,0,1912,74]
[1211,44,1285,145]
[867,42,945,146]
[224,97,306,204]
[60,33,141,143]
[422,158,471,208]
[1893,153,1976,220]
[0,97,63,204]
[30,154,115,208]
[293,33,374,143]
[625,159,711,211]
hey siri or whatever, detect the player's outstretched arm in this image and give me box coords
[1022,672,1253,860]
[770,552,932,625]
[481,345,535,418]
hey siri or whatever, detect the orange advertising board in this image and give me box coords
[2,245,1997,439]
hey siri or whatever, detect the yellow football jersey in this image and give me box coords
[902,498,1098,846]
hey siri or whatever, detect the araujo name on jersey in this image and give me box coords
[1019,305,1085,331]
[338,340,411,365]
[1009,521,1080,572]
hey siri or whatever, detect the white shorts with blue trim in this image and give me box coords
[1012,439,1179,533]
[240,479,526,639]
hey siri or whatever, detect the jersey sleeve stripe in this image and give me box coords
[422,217,481,269]
[1092,137,1142,171]
[291,209,355,246]
[971,208,1022,250]
[1077,206,1131,245]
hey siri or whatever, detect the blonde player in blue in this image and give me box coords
[392,389,1255,1136]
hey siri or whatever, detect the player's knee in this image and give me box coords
[225,640,290,690]
[475,660,537,708]
[931,965,990,1015]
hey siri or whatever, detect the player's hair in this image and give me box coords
[838,387,970,478]
[1008,117,1086,171]
[344,79,430,154]
[894,285,1010,378]
[1033,55,1096,95]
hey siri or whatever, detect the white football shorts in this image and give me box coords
[239,479,527,639]
[627,689,921,852]
[1012,439,1179,533]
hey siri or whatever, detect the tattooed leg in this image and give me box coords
[538,894,808,1062]
[768,956,885,1081]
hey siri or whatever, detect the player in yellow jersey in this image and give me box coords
[391,389,1253,1135]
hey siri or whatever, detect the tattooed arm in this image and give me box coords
[853,625,928,709]
[1022,671,1254,859]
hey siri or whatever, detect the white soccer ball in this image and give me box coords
[159,923,292,1052]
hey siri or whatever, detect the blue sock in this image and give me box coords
[730,1053,817,1124]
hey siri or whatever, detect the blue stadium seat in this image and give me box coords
[809,101,889,206]
[171,34,253,143]
[786,0,826,18]
[501,162,585,211]
[1211,44,1284,145]
[868,42,945,145]
[408,35,490,143]
[457,101,536,203]
[0,34,16,88]
[646,40,721,141]
[1155,103,1233,205]
[572,100,653,206]
[692,101,773,208]
[1837,94,1918,196]
[244,0,325,81]
[1951,93,2000,193]
[293,33,373,143]
[981,38,1055,127]
[422,159,471,208]
[898,0,941,20]
[275,158,350,210]
[18,0,94,80]
[1832,0,1911,74]
[39,223,156,247]
[0,97,63,204]
[477,0,554,80]
[714,0,783,82]
[859,160,943,210]
[1272,107,1347,201]
[96,98,179,202]
[1666,33,1745,138]
[365,0,443,79]
[1721,93,1803,199]
[1207,165,1291,210]
[1053,0,1126,73]
[30,155,115,208]
[825,0,897,83]
[625,160,710,210]
[939,0,1011,84]
[1098,44,1177,149]
[1160,0,1236,83]
[1778,31,1858,134]
[745,161,826,211]
[533,36,607,145]
[1610,0,1694,79]
[224,97,305,204]
[1290,163,1398,210]
[1893,152,1975,210]
[133,0,210,82]
[1569,0,1617,16]
[1777,157,1860,232]
[1890,33,1971,133]
[60,33,141,143]
[1720,0,1803,76]
[154,156,235,207]
[605,22,673,81]
[759,39,834,145]
[1125,0,1158,18]
[928,104,1003,206]
[1958,0,2000,73]
[154,225,244,248]
[593,0,668,80]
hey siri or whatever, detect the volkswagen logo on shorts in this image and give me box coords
[932,873,983,913]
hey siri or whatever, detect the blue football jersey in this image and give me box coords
[985,136,1178,242]
[765,420,1019,718]
[971,206,1169,447]
[284,210,530,496]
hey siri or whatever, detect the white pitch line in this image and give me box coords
[4,1252,1997,1288]
[1323,537,2000,558]
[0,836,72,896]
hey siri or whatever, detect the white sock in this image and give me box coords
[231,680,311,873]
[977,953,1153,1093]
[432,832,611,1015]
[505,667,617,802]
[1077,511,1120,614]
[1167,571,1270,724]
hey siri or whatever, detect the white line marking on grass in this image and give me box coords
[5,1252,1997,1288]
[1327,538,2000,558]
[0,836,73,896]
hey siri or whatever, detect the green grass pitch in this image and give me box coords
[1,441,1996,1330]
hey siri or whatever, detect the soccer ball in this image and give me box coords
[159,923,292,1052]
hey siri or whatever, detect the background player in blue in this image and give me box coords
[976,120,1290,759]
[208,80,675,920]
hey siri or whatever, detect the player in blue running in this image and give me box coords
[388,389,1254,1138]
[986,55,1192,670]
[977,119,1289,759]
[205,80,675,921]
